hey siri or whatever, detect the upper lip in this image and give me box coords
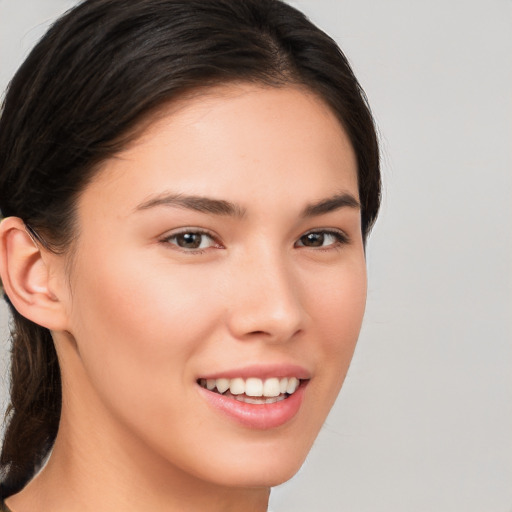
[198,363,311,381]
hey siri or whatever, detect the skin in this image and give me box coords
[4,84,367,512]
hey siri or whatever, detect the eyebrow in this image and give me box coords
[135,193,246,217]
[301,192,360,217]
[135,191,360,218]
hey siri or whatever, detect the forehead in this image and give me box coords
[81,84,358,217]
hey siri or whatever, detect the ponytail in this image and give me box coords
[0,305,61,499]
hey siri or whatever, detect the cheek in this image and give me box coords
[66,246,221,415]
[311,256,367,343]
[305,257,367,399]
[72,243,218,339]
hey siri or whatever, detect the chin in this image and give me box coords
[177,432,316,490]
[208,458,307,489]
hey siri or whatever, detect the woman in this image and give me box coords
[0,0,380,510]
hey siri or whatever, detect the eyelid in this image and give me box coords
[159,227,223,252]
[295,228,350,248]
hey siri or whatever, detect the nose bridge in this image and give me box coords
[226,244,306,341]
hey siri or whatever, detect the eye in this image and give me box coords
[295,230,348,248]
[162,229,219,251]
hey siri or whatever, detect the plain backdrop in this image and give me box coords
[0,1,511,511]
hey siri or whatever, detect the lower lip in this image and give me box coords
[198,382,307,430]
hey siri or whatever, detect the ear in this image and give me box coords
[0,217,69,331]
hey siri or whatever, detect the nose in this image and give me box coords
[225,248,307,342]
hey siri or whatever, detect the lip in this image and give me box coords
[198,363,311,381]
[198,379,308,429]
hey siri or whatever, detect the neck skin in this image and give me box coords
[6,334,270,512]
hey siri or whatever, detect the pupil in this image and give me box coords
[303,232,324,247]
[178,233,201,249]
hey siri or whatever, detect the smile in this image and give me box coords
[198,377,301,405]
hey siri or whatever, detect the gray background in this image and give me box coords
[1,1,511,511]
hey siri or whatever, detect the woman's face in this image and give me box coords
[57,84,367,488]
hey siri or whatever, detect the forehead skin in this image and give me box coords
[88,83,359,214]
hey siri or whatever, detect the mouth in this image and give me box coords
[197,376,302,405]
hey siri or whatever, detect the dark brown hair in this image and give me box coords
[0,0,380,498]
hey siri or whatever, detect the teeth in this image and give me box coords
[286,377,299,394]
[234,394,286,404]
[263,378,280,397]
[200,376,301,397]
[229,378,245,395]
[216,378,230,394]
[245,378,263,397]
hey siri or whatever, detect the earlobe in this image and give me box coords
[0,217,69,331]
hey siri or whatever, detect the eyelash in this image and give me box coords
[295,229,350,250]
[160,228,350,254]
[160,228,221,254]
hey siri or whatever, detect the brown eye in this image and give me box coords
[165,230,217,251]
[176,232,203,249]
[300,232,325,247]
[295,230,348,248]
